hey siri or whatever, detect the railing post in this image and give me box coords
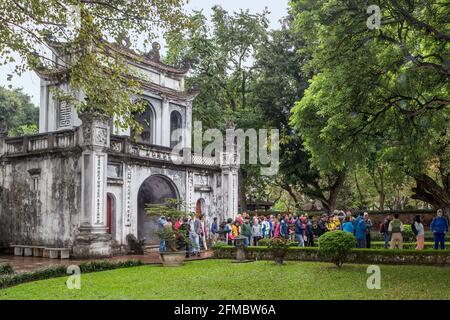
[48,132,55,149]
[22,136,29,153]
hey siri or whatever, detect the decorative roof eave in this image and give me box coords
[33,66,199,103]
[139,79,199,103]
[103,41,191,76]
[34,67,70,82]
[43,37,191,76]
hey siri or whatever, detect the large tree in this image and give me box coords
[290,0,449,213]
[165,6,270,211]
[0,0,189,131]
[253,19,347,211]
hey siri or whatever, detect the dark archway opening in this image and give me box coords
[137,175,179,243]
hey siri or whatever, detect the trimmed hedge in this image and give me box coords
[369,242,449,250]
[213,246,450,266]
[0,260,144,289]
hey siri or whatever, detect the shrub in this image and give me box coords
[268,238,290,265]
[318,231,356,268]
[211,242,229,249]
[0,263,14,275]
[403,225,415,242]
[257,238,270,247]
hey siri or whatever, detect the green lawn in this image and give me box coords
[1,259,449,300]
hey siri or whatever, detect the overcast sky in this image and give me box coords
[0,0,290,106]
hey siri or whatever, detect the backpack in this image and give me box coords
[379,223,385,234]
[411,222,418,235]
[390,220,402,233]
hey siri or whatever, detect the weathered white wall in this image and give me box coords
[0,152,82,248]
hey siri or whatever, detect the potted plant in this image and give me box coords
[146,198,192,267]
[268,237,290,265]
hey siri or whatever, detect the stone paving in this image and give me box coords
[0,251,214,273]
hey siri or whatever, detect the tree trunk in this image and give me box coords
[281,184,301,210]
[238,169,247,212]
[354,171,365,208]
[326,171,347,212]
[411,173,450,219]
[379,192,385,211]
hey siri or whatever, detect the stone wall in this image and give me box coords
[0,150,82,248]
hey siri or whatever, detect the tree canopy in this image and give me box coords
[290,0,449,212]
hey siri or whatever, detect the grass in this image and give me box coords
[1,259,450,300]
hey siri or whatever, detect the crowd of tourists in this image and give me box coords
[158,209,448,256]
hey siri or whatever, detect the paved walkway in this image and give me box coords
[0,251,213,273]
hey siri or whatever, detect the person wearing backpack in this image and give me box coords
[430,209,449,250]
[388,213,404,249]
[413,215,425,250]
[241,217,252,247]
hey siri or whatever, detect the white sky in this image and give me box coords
[0,0,289,106]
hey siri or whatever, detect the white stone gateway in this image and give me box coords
[0,43,239,258]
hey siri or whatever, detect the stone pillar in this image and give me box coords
[221,152,239,220]
[72,111,112,258]
[161,97,170,148]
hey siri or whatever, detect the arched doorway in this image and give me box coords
[138,175,179,243]
[196,198,206,217]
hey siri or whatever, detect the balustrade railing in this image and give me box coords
[109,135,225,168]
[3,130,76,155]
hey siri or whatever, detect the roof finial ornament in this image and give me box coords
[146,42,161,61]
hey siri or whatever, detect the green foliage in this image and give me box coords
[403,225,415,242]
[267,237,290,251]
[0,260,143,289]
[146,198,193,252]
[0,87,39,136]
[0,263,14,276]
[145,198,189,220]
[165,7,271,210]
[3,259,450,300]
[318,231,356,268]
[289,0,450,210]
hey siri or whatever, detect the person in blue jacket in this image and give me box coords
[430,209,449,250]
[354,213,367,248]
[342,216,355,234]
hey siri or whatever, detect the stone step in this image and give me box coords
[145,245,160,252]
